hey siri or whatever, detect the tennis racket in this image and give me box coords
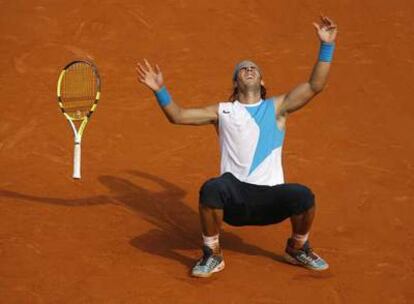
[57,60,101,179]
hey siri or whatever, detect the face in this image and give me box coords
[235,64,263,90]
[239,65,259,80]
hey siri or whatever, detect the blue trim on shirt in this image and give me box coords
[245,99,285,175]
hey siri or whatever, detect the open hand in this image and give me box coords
[313,15,337,43]
[136,59,164,92]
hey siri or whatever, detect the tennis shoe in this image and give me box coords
[284,238,329,271]
[191,246,225,278]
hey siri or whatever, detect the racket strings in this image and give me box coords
[61,63,98,118]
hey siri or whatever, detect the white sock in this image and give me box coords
[292,233,309,246]
[202,234,220,253]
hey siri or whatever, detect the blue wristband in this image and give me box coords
[318,42,335,62]
[154,86,171,107]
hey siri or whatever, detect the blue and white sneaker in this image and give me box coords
[191,246,225,278]
[284,238,329,271]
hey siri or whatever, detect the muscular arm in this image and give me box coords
[277,16,337,117]
[278,61,332,115]
[161,100,218,125]
[136,59,218,126]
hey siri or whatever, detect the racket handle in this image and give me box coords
[73,142,81,179]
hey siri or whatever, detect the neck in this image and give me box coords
[238,89,261,104]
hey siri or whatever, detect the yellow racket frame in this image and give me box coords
[57,60,101,179]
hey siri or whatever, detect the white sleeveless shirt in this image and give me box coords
[218,98,285,186]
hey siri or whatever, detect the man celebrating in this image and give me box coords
[136,16,337,277]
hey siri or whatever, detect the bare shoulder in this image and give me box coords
[202,103,220,124]
[213,101,232,114]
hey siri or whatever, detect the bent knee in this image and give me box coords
[199,178,226,209]
[290,184,315,214]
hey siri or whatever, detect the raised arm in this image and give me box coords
[136,59,218,125]
[277,16,338,116]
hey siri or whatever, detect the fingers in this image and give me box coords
[136,60,163,89]
[135,65,145,81]
[136,62,148,75]
[324,16,335,26]
[155,64,161,74]
[319,13,326,25]
[136,66,146,79]
[136,63,149,80]
[137,75,145,84]
[137,59,162,76]
[136,62,145,73]
[144,58,154,73]
[319,15,336,28]
[136,59,153,74]
[319,14,330,25]
[315,15,337,35]
[314,14,338,43]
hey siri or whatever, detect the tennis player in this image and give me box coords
[137,15,337,277]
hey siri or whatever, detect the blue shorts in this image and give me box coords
[199,173,315,226]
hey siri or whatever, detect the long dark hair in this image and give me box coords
[228,85,267,102]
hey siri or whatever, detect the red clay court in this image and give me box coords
[0,1,413,303]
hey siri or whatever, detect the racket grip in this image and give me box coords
[73,142,81,179]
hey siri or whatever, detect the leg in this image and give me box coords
[192,176,230,277]
[199,204,223,238]
[280,185,328,271]
[290,204,315,249]
[199,204,223,255]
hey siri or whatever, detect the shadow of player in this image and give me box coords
[99,170,284,268]
[0,171,285,267]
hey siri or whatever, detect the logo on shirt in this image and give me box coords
[222,110,230,114]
